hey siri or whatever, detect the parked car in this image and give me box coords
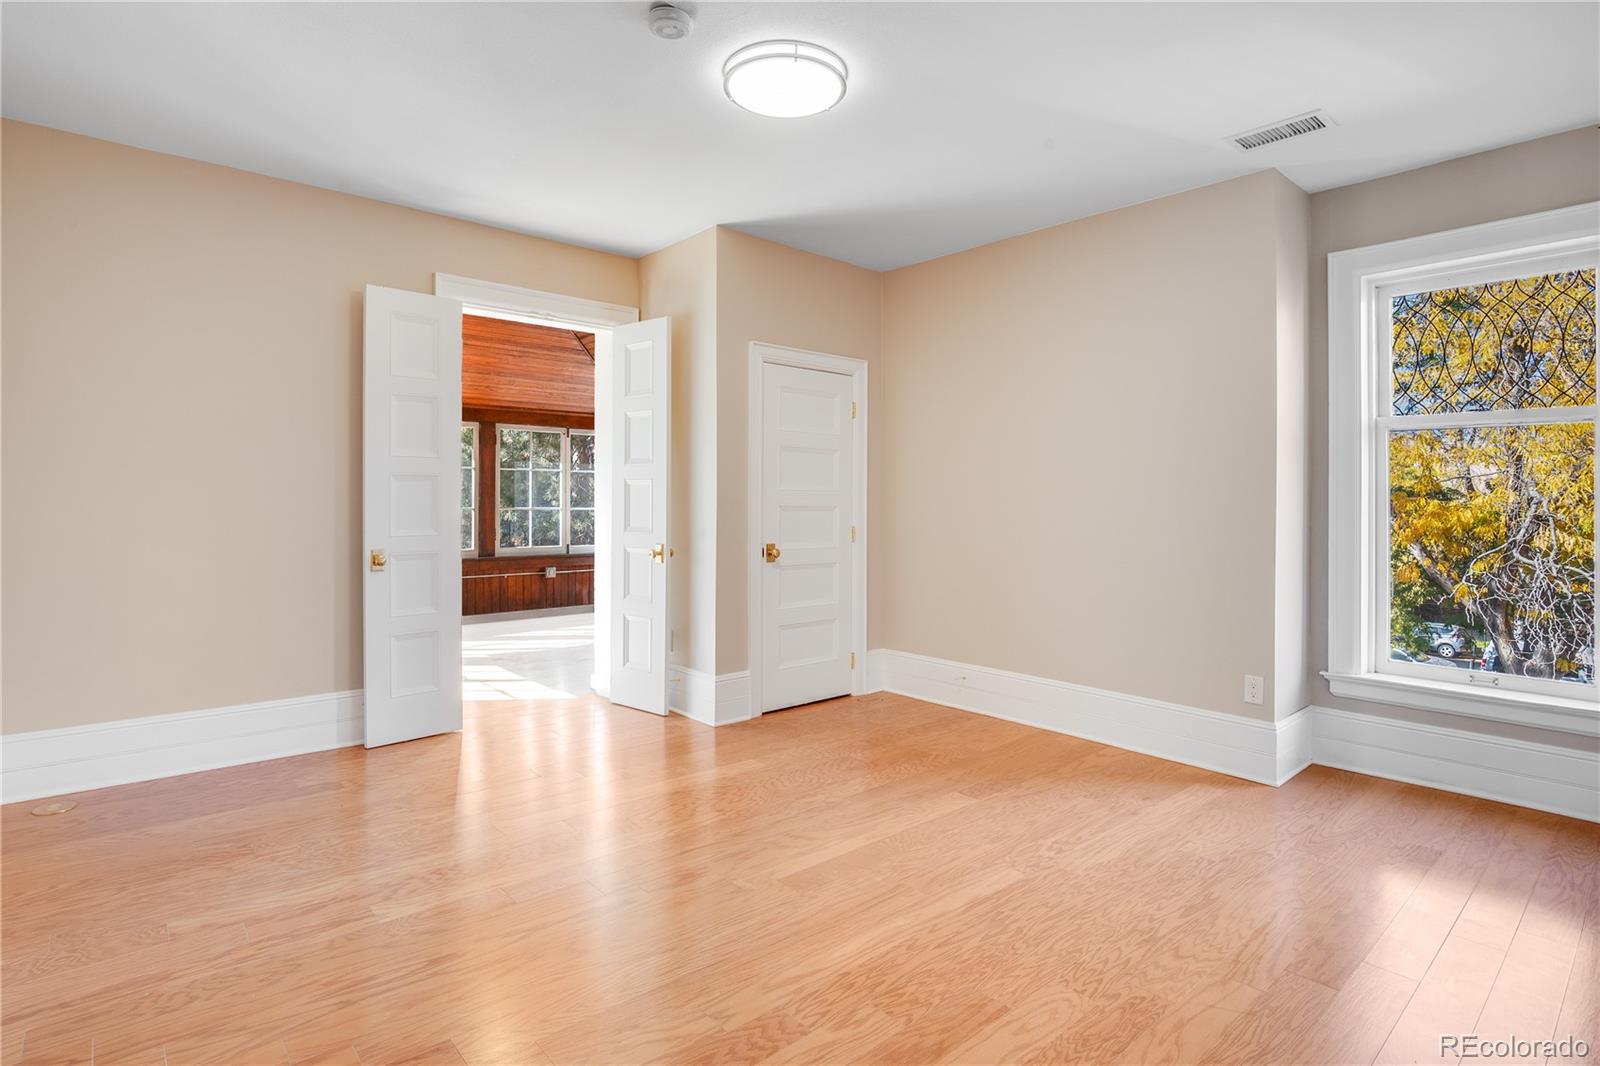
[1424,622,1466,658]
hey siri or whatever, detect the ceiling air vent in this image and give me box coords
[1229,110,1335,152]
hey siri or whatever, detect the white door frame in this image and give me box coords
[432,273,639,698]
[746,341,868,714]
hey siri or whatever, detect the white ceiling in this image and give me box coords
[3,3,1595,271]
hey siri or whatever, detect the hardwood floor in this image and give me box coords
[3,692,1596,1065]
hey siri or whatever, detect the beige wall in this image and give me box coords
[638,229,718,678]
[1307,125,1600,749]
[1272,177,1312,720]
[881,171,1297,721]
[7,114,1594,748]
[1,120,638,734]
[713,228,885,675]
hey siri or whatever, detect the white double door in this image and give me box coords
[758,361,857,713]
[362,284,673,747]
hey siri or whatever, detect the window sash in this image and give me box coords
[495,424,591,554]
[1359,241,1597,705]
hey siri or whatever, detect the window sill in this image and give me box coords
[1323,671,1598,737]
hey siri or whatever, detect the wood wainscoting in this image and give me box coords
[462,554,594,616]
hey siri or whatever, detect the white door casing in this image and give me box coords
[759,360,857,712]
[608,317,672,715]
[363,285,464,747]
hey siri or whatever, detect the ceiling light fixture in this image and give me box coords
[723,40,848,118]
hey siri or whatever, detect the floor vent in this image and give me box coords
[1230,110,1334,151]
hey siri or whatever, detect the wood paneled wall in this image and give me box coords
[462,555,594,616]
[463,314,596,617]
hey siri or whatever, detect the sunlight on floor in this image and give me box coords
[462,611,594,702]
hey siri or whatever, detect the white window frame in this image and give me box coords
[495,424,594,556]
[461,422,478,556]
[1326,202,1599,736]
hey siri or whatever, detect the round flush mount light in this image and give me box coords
[723,40,848,118]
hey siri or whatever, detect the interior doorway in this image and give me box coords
[363,274,670,746]
[458,309,601,706]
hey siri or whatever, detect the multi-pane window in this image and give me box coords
[569,431,595,548]
[460,424,477,552]
[497,426,592,552]
[1382,266,1594,691]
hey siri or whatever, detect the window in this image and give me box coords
[569,430,595,547]
[1328,205,1597,732]
[497,426,593,553]
[461,423,477,552]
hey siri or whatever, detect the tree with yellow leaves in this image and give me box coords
[1388,268,1595,681]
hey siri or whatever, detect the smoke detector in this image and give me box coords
[1229,110,1336,152]
[648,4,693,41]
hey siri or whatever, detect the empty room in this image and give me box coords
[1,3,1596,1065]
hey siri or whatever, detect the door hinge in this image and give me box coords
[850,652,856,669]
[850,524,856,543]
[851,401,857,419]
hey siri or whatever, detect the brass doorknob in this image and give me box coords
[369,549,388,571]
[650,543,665,563]
[764,543,781,563]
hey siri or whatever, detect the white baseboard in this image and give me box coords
[669,667,752,726]
[1276,705,1315,786]
[1,690,364,805]
[869,649,1289,785]
[1311,705,1599,823]
[867,649,1598,822]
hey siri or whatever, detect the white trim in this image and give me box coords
[0,691,365,805]
[869,648,1295,786]
[668,667,753,727]
[866,649,1597,821]
[747,342,869,715]
[1325,670,1597,737]
[433,273,638,329]
[1327,201,1599,732]
[1276,706,1315,785]
[1311,704,1598,823]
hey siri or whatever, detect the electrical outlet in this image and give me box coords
[1243,674,1264,705]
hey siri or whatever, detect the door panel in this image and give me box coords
[363,285,463,747]
[608,318,671,715]
[760,363,854,712]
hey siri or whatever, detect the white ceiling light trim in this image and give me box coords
[723,39,848,118]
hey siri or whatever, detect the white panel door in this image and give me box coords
[760,363,854,712]
[362,285,464,747]
[608,317,671,715]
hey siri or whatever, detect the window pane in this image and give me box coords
[499,508,529,548]
[461,507,473,551]
[569,470,594,509]
[460,469,473,508]
[1391,268,1595,415]
[570,432,595,471]
[530,508,560,546]
[532,470,562,508]
[500,469,529,508]
[570,509,594,547]
[1389,423,1594,685]
[530,431,562,469]
[499,428,531,467]
[461,425,475,467]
